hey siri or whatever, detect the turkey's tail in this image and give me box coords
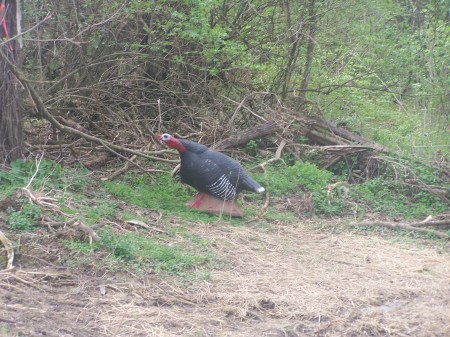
[241,175,265,194]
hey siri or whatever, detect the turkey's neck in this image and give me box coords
[169,138,187,153]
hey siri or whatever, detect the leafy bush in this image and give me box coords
[253,162,344,215]
[245,140,259,157]
[260,162,332,194]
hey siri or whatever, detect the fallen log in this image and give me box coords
[213,120,282,149]
[295,114,388,153]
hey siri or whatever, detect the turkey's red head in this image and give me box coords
[157,133,186,153]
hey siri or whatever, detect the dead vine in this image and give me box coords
[351,215,450,240]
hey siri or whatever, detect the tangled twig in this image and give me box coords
[15,155,100,243]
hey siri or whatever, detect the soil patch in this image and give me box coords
[1,222,449,336]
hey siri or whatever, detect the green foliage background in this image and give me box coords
[20,0,449,160]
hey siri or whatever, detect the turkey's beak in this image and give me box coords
[156,134,163,141]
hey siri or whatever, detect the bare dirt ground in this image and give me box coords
[1,221,449,337]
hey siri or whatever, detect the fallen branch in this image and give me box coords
[26,138,85,151]
[0,269,75,288]
[73,220,100,244]
[411,218,450,228]
[126,219,167,234]
[17,187,101,243]
[351,220,449,239]
[258,139,286,168]
[299,115,388,153]
[16,188,66,214]
[251,140,287,219]
[0,230,14,270]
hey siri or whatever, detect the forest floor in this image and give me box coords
[1,211,449,337]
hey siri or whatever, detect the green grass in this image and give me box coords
[105,160,445,222]
[259,153,448,220]
[84,199,118,224]
[103,172,248,223]
[63,226,214,278]
[0,159,89,197]
[351,177,447,219]
[346,154,449,219]
[261,207,297,224]
[251,162,332,194]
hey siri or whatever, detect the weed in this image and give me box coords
[313,190,345,215]
[7,202,41,231]
[99,228,136,260]
[298,136,309,144]
[252,162,331,195]
[63,240,96,254]
[61,164,90,191]
[245,140,258,157]
[385,155,445,186]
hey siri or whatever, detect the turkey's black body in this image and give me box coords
[178,139,263,200]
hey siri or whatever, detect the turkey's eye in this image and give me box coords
[161,134,170,141]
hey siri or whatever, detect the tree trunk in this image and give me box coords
[299,0,317,100]
[0,0,23,165]
[280,1,304,101]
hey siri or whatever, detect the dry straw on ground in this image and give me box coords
[1,222,449,336]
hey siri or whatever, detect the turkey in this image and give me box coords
[157,133,265,216]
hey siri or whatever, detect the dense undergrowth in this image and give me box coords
[0,153,448,277]
[0,157,447,225]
